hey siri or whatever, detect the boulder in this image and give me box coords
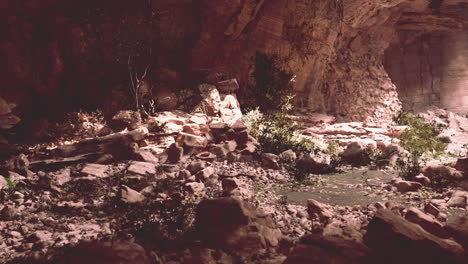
[422,166,464,181]
[127,161,156,175]
[424,203,440,217]
[208,122,228,134]
[182,123,204,136]
[177,132,208,148]
[414,174,431,186]
[261,153,280,170]
[391,178,422,193]
[364,209,464,264]
[81,164,109,178]
[195,167,215,181]
[195,198,281,253]
[222,178,252,199]
[185,182,205,194]
[447,191,467,208]
[279,149,297,162]
[0,113,21,130]
[58,241,150,264]
[239,142,257,155]
[284,234,371,264]
[134,151,159,164]
[187,160,208,174]
[298,153,331,174]
[405,207,448,238]
[381,144,405,165]
[121,185,145,204]
[446,213,468,249]
[0,97,12,115]
[340,141,373,166]
[178,169,192,181]
[210,141,236,159]
[322,219,364,243]
[307,199,334,223]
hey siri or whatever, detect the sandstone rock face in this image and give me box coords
[385,31,468,115]
[2,1,467,123]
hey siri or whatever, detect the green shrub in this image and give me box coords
[430,173,451,190]
[243,97,319,155]
[395,154,426,180]
[394,112,446,179]
[395,112,446,157]
[5,177,15,190]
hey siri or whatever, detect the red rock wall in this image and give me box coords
[1,0,467,122]
[385,33,468,115]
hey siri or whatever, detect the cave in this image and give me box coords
[0,1,467,264]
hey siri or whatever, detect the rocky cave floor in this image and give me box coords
[1,90,468,264]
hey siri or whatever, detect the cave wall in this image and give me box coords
[1,0,467,123]
[385,32,468,115]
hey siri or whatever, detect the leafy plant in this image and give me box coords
[395,154,426,180]
[244,96,319,155]
[394,112,446,179]
[368,149,390,170]
[395,112,446,157]
[429,173,451,190]
[5,177,15,190]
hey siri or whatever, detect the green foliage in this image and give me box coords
[284,160,309,182]
[368,149,390,169]
[396,112,446,157]
[243,104,318,155]
[251,51,295,111]
[395,154,426,180]
[4,177,15,190]
[394,112,446,180]
[430,173,451,190]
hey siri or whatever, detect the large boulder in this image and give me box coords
[446,213,468,249]
[390,178,422,193]
[422,165,465,182]
[307,199,334,223]
[195,198,281,254]
[404,207,448,238]
[447,191,468,208]
[57,241,150,264]
[364,209,464,264]
[284,234,372,264]
[340,142,373,166]
[298,153,332,174]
